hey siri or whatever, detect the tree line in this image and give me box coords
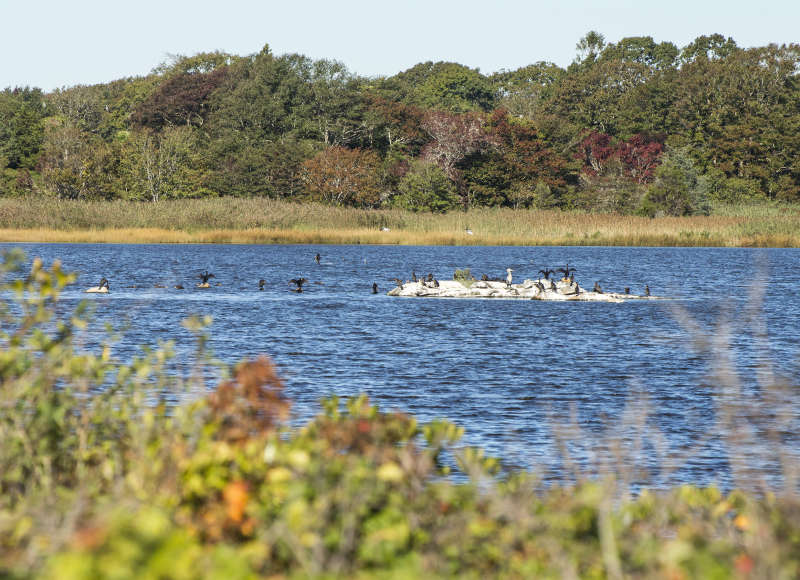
[1,32,798,216]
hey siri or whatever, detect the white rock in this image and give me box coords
[387,279,652,302]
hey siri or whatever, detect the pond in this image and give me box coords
[4,242,799,490]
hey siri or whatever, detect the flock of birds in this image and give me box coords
[392,262,651,297]
[85,253,366,295]
[84,253,650,298]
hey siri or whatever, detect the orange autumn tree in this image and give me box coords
[301,146,382,207]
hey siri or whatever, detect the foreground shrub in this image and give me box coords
[1,251,799,578]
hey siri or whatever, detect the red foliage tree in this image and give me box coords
[489,109,567,189]
[577,131,664,183]
[133,68,228,130]
[301,146,382,207]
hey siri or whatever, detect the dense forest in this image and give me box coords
[1,32,799,216]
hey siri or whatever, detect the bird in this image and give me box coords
[315,253,321,265]
[465,227,474,235]
[593,281,603,293]
[506,268,514,288]
[538,268,556,280]
[197,271,215,288]
[624,287,630,294]
[372,282,378,294]
[85,277,110,293]
[380,227,390,232]
[174,284,184,290]
[259,279,266,291]
[549,279,557,290]
[411,271,418,282]
[645,285,650,297]
[392,278,404,289]
[289,278,307,292]
[431,278,439,288]
[557,264,577,280]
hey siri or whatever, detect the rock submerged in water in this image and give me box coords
[387,278,654,302]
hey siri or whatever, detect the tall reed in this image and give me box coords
[2,196,800,246]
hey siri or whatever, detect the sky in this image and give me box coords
[2,0,798,91]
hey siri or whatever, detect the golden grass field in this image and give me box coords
[2,196,800,246]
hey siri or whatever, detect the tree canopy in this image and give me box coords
[1,32,798,213]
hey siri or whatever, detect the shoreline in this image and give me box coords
[0,226,798,247]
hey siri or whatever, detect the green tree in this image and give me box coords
[123,127,199,202]
[679,34,739,64]
[574,30,606,67]
[0,87,47,170]
[599,36,679,71]
[386,62,496,113]
[490,62,564,121]
[392,160,458,212]
[639,147,708,216]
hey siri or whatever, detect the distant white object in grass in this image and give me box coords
[380,227,390,232]
[465,228,474,235]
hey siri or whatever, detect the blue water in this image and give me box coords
[3,242,800,490]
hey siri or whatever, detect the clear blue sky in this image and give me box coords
[2,0,798,91]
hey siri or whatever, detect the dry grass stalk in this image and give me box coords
[1,197,800,246]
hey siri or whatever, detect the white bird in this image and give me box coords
[465,228,474,235]
[380,227,390,232]
[506,268,513,287]
[85,277,110,293]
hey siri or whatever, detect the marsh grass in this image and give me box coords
[2,196,800,246]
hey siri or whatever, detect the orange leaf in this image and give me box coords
[223,480,249,523]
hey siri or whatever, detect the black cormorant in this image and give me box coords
[593,281,603,293]
[197,271,215,287]
[315,253,321,265]
[259,279,266,290]
[289,278,307,292]
[539,268,556,280]
[645,285,650,296]
[372,282,378,294]
[557,264,577,280]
